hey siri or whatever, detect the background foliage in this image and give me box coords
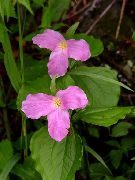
[0,0,135,180]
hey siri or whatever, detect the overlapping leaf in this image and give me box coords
[30,127,83,180]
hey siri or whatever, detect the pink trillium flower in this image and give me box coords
[21,86,88,142]
[32,29,91,77]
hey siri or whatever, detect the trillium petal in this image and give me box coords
[67,39,91,61]
[22,93,55,119]
[57,86,88,110]
[32,29,64,51]
[48,109,70,142]
[48,48,68,77]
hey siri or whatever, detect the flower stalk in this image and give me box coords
[17,4,27,157]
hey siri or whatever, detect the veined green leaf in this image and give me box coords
[66,22,79,38]
[30,127,83,180]
[18,0,33,14]
[79,106,132,127]
[70,66,132,91]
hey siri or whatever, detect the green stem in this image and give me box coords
[17,3,24,83]
[82,138,90,179]
[17,4,27,158]
[22,114,28,158]
[3,108,11,140]
[50,76,57,95]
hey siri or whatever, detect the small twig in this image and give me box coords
[115,0,127,39]
[121,93,135,97]
[78,0,102,22]
[63,2,91,21]
[86,0,116,34]
[72,0,82,11]
[103,57,135,82]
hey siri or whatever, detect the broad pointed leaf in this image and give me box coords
[70,66,132,91]
[30,127,83,180]
[79,106,132,127]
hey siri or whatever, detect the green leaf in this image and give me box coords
[41,0,70,28]
[18,0,33,14]
[24,32,37,41]
[66,22,79,38]
[79,107,132,127]
[88,127,100,138]
[70,66,132,92]
[53,23,66,30]
[4,0,16,20]
[56,75,75,90]
[111,122,132,137]
[70,67,120,107]
[0,154,20,180]
[113,176,126,180]
[121,137,135,152]
[41,7,52,28]
[0,140,13,171]
[89,163,111,178]
[85,145,112,175]
[33,0,44,7]
[132,31,135,42]
[12,157,42,180]
[0,23,21,92]
[0,1,4,21]
[110,150,123,169]
[30,127,83,180]
[49,0,70,21]
[0,0,16,21]
[131,157,135,161]
[73,34,104,57]
[105,140,120,148]
[23,57,48,81]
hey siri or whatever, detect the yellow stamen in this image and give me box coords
[58,41,67,50]
[53,97,61,108]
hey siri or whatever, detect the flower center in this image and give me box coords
[53,97,61,108]
[58,41,67,50]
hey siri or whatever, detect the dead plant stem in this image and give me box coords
[86,0,116,34]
